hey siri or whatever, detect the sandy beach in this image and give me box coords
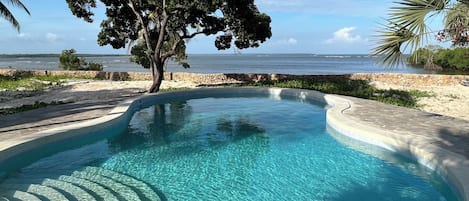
[371,81,469,121]
[1,79,468,121]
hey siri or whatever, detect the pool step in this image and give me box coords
[42,178,96,201]
[82,166,161,201]
[71,171,140,201]
[0,166,162,201]
[0,190,41,201]
[58,175,118,201]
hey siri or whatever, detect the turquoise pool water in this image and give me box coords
[0,97,460,200]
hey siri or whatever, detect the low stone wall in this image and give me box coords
[0,69,467,87]
[350,73,469,87]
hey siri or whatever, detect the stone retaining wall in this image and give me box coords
[1,69,467,87]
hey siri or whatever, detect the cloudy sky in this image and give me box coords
[0,0,443,54]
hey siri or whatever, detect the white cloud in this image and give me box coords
[325,27,366,44]
[287,38,298,45]
[273,37,298,45]
[45,33,59,42]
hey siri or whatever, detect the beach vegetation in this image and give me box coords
[233,78,433,108]
[0,74,74,90]
[66,0,272,93]
[373,0,469,67]
[59,49,103,71]
[408,47,469,71]
[0,0,30,31]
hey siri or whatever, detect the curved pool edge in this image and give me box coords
[325,95,469,201]
[0,87,467,201]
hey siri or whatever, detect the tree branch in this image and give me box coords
[161,37,181,60]
[154,10,169,60]
[182,31,205,39]
[127,0,153,56]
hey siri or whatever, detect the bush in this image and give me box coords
[59,49,103,71]
[232,78,433,108]
[407,47,435,66]
[409,47,469,71]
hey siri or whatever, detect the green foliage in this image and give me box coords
[434,48,469,70]
[407,45,442,65]
[442,48,469,69]
[129,43,151,69]
[233,78,432,108]
[408,47,469,71]
[59,49,81,70]
[67,0,272,92]
[59,49,103,71]
[374,0,469,67]
[444,2,469,46]
[0,74,81,90]
[0,0,30,31]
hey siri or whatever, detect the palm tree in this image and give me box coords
[444,2,469,46]
[373,0,469,67]
[0,0,30,32]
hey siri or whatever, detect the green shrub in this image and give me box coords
[407,47,435,66]
[444,48,469,70]
[409,47,469,71]
[59,49,103,71]
[232,78,433,108]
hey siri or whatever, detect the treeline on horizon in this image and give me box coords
[0,54,127,58]
[0,53,387,58]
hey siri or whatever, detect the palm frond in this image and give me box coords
[444,2,469,42]
[0,2,20,31]
[4,0,30,15]
[372,22,416,68]
[373,0,451,67]
[0,0,30,31]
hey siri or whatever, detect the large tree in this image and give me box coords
[373,0,469,67]
[0,0,30,31]
[67,0,272,93]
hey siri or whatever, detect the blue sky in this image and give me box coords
[0,0,444,54]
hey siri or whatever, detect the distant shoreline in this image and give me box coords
[0,54,128,58]
[0,53,385,58]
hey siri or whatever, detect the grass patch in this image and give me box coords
[0,74,92,90]
[0,101,66,115]
[232,78,433,108]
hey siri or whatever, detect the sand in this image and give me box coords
[0,80,196,110]
[371,81,469,121]
[1,79,468,121]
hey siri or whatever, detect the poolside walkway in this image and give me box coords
[0,97,134,148]
[341,96,469,160]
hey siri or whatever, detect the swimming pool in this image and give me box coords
[0,88,462,200]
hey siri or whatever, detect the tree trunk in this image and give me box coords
[148,61,164,93]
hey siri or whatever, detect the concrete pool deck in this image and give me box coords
[0,88,468,200]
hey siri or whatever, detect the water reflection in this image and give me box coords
[109,101,270,157]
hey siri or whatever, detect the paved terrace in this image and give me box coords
[0,98,132,145]
[341,96,469,160]
[0,88,468,199]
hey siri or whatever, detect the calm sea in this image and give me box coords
[0,54,428,74]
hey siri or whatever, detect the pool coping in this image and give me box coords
[324,94,469,201]
[0,87,468,201]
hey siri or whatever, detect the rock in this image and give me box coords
[461,79,469,87]
[16,87,27,91]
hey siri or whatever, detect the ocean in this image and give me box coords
[0,54,428,75]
